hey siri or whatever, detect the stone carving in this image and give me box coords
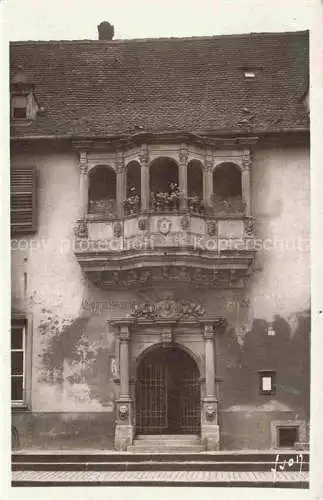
[244,218,254,236]
[179,148,189,164]
[129,300,205,320]
[180,215,190,230]
[158,217,172,235]
[118,404,129,420]
[113,222,122,238]
[138,218,149,231]
[139,148,149,165]
[242,150,251,170]
[160,330,173,345]
[207,220,217,236]
[205,404,217,421]
[74,220,88,239]
[79,152,88,174]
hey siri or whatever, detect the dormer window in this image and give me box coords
[10,67,40,123]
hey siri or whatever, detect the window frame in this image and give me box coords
[11,314,32,409]
[258,369,276,395]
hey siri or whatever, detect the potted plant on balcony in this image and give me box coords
[123,187,140,215]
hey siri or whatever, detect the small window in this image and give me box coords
[13,106,27,119]
[11,320,26,403]
[278,426,298,448]
[259,370,276,395]
[11,95,28,120]
[244,71,256,79]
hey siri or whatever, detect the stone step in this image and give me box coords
[127,448,206,454]
[135,434,200,441]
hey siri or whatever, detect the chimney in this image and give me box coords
[98,21,114,40]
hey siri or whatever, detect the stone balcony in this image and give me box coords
[74,211,255,290]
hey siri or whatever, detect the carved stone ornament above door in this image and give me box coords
[129,299,205,321]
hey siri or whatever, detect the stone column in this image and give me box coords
[116,156,125,217]
[241,150,251,217]
[79,152,88,218]
[115,322,134,451]
[178,146,188,210]
[201,318,226,451]
[203,150,213,211]
[140,146,150,212]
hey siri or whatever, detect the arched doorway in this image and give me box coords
[135,345,201,435]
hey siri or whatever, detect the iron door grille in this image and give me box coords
[135,346,201,435]
[136,359,168,434]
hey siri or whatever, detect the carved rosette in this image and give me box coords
[244,218,254,236]
[207,220,217,237]
[138,218,149,231]
[113,221,122,238]
[74,220,88,239]
[180,215,190,230]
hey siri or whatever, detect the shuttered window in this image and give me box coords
[10,167,37,233]
[11,320,26,403]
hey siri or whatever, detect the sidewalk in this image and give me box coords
[12,469,309,487]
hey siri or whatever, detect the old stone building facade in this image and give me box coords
[10,24,310,451]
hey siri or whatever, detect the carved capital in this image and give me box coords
[116,161,125,174]
[179,147,189,164]
[139,146,149,165]
[79,152,88,174]
[204,324,215,340]
[242,150,251,171]
[119,325,131,342]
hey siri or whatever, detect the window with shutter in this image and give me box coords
[10,167,37,234]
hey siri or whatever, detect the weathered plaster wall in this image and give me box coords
[11,144,310,450]
[250,145,310,321]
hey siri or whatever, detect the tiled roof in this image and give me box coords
[10,31,309,139]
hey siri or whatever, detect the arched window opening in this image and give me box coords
[88,165,116,216]
[124,162,141,215]
[212,163,243,214]
[187,161,204,214]
[150,157,179,212]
